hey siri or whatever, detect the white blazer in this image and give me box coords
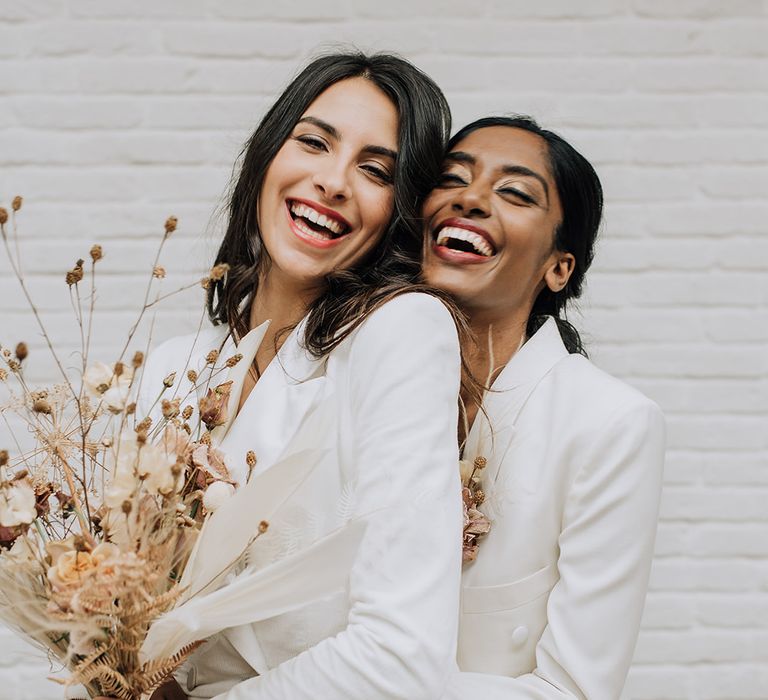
[137,293,463,700]
[444,318,665,700]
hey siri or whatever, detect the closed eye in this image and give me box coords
[499,187,536,205]
[437,172,467,187]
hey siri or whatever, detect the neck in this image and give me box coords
[465,306,530,388]
[247,268,322,359]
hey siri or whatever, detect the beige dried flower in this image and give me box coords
[132,350,144,368]
[0,450,8,466]
[11,196,22,212]
[135,417,152,434]
[200,277,211,290]
[114,361,125,378]
[181,405,193,420]
[187,369,198,383]
[225,353,243,368]
[65,259,85,286]
[258,520,269,534]
[162,372,176,388]
[161,398,180,419]
[205,350,219,365]
[209,263,230,281]
[474,456,487,470]
[246,450,256,468]
[125,402,136,416]
[14,343,28,362]
[200,432,211,446]
[153,265,166,279]
[0,208,7,225]
[7,359,21,373]
[164,216,178,235]
[89,244,103,262]
[0,368,7,381]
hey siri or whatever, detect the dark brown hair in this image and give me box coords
[206,50,456,355]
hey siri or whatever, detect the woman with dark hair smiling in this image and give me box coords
[92,51,465,700]
[423,117,666,699]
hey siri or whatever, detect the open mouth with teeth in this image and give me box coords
[434,225,496,259]
[288,200,351,242]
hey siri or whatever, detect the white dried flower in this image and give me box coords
[202,480,235,513]
[104,436,180,508]
[83,362,134,412]
[0,480,37,527]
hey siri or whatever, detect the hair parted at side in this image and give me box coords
[447,115,604,356]
[206,50,455,354]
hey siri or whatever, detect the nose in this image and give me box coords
[451,180,490,218]
[312,159,351,203]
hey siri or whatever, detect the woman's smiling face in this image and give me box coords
[422,126,573,321]
[257,77,399,291]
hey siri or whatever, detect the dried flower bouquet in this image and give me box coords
[0,199,265,699]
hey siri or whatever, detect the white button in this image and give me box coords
[511,625,529,648]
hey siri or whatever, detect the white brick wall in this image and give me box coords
[1,1,766,698]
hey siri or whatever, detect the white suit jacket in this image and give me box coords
[137,293,463,700]
[444,318,665,700]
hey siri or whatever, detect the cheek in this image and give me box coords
[362,187,395,238]
[421,191,447,225]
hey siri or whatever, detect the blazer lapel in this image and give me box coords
[464,318,569,489]
[215,318,330,485]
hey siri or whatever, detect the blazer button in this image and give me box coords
[510,625,529,648]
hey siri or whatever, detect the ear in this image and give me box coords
[543,251,575,293]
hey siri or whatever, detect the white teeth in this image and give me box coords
[289,201,345,235]
[293,216,332,241]
[436,226,494,257]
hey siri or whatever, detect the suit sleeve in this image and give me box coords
[213,293,464,700]
[442,399,666,700]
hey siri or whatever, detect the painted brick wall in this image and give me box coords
[1,1,766,698]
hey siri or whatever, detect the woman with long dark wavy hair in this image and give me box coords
[93,52,468,700]
[422,116,666,699]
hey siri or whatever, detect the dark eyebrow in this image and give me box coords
[500,165,550,205]
[297,116,398,161]
[446,151,550,205]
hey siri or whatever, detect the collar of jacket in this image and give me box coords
[463,317,569,485]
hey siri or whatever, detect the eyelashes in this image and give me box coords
[294,135,393,185]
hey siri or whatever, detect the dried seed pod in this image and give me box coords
[225,353,243,368]
[162,372,176,388]
[65,259,85,286]
[32,399,52,414]
[258,520,269,534]
[182,405,193,420]
[474,456,487,470]
[164,215,178,235]
[205,350,219,365]
[153,265,166,279]
[11,196,22,212]
[89,244,103,262]
[209,263,230,281]
[246,451,257,468]
[0,450,8,466]
[14,343,28,362]
[0,208,8,225]
[132,351,144,368]
[187,369,198,383]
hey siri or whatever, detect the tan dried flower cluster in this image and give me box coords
[460,455,491,564]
